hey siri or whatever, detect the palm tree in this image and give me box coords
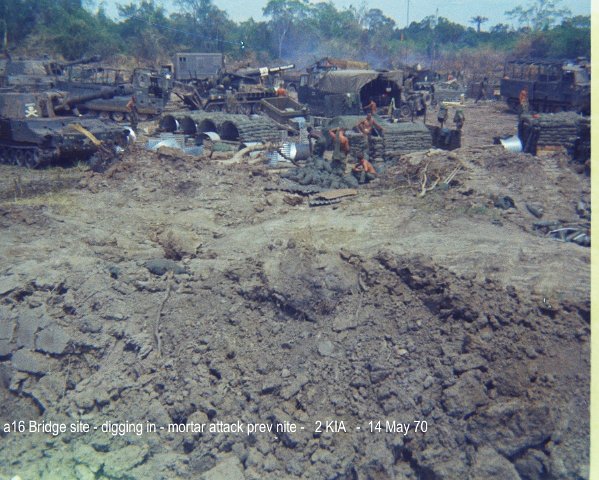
[470,15,488,33]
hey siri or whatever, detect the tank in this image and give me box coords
[56,68,172,121]
[0,90,131,168]
[0,55,101,91]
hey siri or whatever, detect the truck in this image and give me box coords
[500,58,590,114]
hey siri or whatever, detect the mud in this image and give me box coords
[0,101,590,479]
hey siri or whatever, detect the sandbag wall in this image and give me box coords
[383,122,432,159]
[518,112,586,156]
[326,115,432,161]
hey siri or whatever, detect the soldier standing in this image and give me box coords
[519,88,529,114]
[475,77,488,103]
[126,95,139,132]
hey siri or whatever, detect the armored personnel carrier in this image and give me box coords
[500,59,590,114]
[0,89,131,168]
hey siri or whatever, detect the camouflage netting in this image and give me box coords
[281,157,359,189]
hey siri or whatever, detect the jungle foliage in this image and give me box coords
[0,0,589,67]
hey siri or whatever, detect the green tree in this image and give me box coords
[263,0,310,59]
[118,1,171,61]
[506,0,571,30]
[470,15,488,33]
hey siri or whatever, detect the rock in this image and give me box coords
[514,449,548,480]
[145,258,187,276]
[332,313,359,332]
[453,353,487,374]
[280,373,309,400]
[0,339,13,357]
[158,229,202,259]
[102,445,148,478]
[493,195,516,210]
[11,349,54,375]
[35,325,70,355]
[318,340,334,357]
[28,373,66,411]
[467,400,555,457]
[108,266,120,279]
[524,346,538,359]
[423,375,434,389]
[74,464,96,480]
[16,312,49,349]
[0,363,12,388]
[413,447,470,479]
[200,455,245,480]
[471,447,520,480]
[441,370,488,417]
[0,317,15,339]
[73,444,104,473]
[526,203,544,219]
[0,275,20,295]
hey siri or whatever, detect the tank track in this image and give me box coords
[0,143,52,168]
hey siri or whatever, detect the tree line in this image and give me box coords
[0,0,590,70]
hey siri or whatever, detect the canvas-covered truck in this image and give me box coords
[500,59,590,114]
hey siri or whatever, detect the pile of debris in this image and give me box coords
[385,149,464,195]
[280,157,359,189]
[533,220,590,247]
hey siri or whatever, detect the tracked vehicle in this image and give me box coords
[0,90,131,168]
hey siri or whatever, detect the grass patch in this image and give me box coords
[0,190,78,211]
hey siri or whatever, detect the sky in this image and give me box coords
[98,0,591,29]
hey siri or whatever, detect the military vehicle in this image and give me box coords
[0,55,100,90]
[500,59,590,114]
[297,69,427,118]
[0,89,131,168]
[56,67,173,121]
[173,64,295,114]
[283,57,369,96]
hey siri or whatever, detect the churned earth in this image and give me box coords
[0,100,590,479]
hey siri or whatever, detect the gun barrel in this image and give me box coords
[61,55,102,67]
[239,64,296,77]
[266,64,295,74]
[54,86,119,111]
